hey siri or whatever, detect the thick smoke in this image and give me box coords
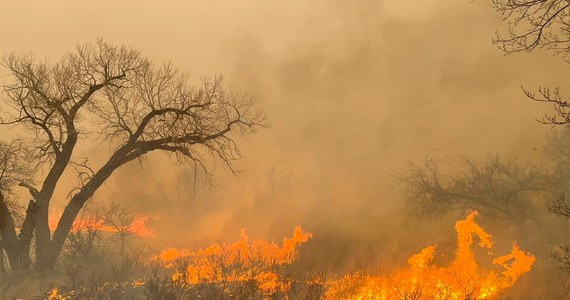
[0,0,567,275]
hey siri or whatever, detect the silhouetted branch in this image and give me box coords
[395,154,550,228]
[492,0,570,61]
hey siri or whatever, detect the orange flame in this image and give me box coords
[47,288,62,300]
[49,212,153,237]
[324,211,535,299]
[48,213,534,299]
[156,226,312,296]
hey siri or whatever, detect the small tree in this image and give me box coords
[102,202,145,264]
[0,39,265,272]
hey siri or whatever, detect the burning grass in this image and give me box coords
[49,209,154,237]
[324,212,535,299]
[43,212,534,299]
[154,226,312,297]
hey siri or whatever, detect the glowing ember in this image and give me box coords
[324,212,535,299]
[156,226,312,296]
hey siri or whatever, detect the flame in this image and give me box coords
[156,226,312,296]
[48,212,153,237]
[324,212,535,299]
[47,214,535,299]
[47,287,64,300]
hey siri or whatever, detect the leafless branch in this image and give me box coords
[492,0,570,61]
[394,154,551,227]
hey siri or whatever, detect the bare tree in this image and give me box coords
[102,202,143,262]
[175,166,216,207]
[395,154,550,233]
[0,39,265,271]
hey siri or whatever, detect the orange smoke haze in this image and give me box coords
[0,0,565,246]
[0,2,562,298]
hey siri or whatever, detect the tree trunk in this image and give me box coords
[0,194,20,271]
[34,199,51,272]
[0,195,36,272]
[45,159,121,270]
[44,198,84,269]
[34,135,78,272]
[17,200,38,269]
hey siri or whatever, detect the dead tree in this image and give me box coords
[0,39,265,271]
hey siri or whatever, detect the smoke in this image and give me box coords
[0,0,567,273]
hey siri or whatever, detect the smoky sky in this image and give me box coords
[0,1,567,249]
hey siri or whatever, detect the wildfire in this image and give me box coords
[324,212,535,299]
[46,212,535,299]
[155,226,312,296]
[48,211,153,237]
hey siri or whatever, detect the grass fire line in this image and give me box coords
[48,212,534,300]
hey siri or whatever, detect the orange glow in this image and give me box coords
[156,226,312,296]
[48,211,153,237]
[47,288,62,300]
[324,212,535,299]
[48,214,534,299]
